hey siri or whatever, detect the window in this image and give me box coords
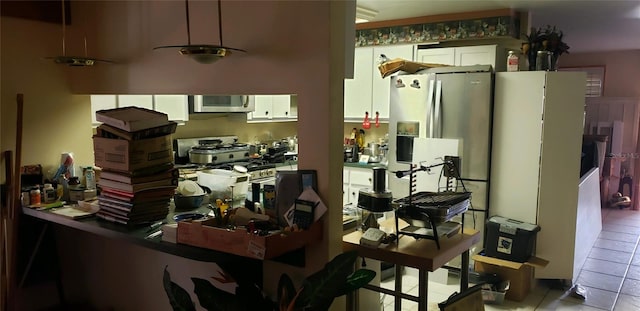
[559,66,605,97]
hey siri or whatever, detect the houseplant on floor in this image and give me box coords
[163,250,375,311]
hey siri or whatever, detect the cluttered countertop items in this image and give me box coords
[20,107,322,260]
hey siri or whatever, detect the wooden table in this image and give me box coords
[343,226,480,311]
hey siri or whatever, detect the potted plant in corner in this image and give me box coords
[163,250,375,311]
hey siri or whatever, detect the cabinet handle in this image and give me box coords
[285,111,288,116]
[265,111,269,115]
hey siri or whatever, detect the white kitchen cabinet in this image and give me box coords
[90,94,189,127]
[490,71,588,281]
[153,95,189,122]
[90,95,117,124]
[118,95,153,109]
[344,45,414,123]
[247,95,296,122]
[415,44,505,71]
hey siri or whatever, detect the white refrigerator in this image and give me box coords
[387,65,494,245]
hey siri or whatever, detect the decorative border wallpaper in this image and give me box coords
[355,16,519,47]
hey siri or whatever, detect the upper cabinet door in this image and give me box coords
[455,45,497,67]
[117,95,153,109]
[90,95,117,125]
[271,95,291,119]
[415,47,455,65]
[154,95,188,122]
[251,95,273,120]
[371,45,414,121]
[344,47,374,120]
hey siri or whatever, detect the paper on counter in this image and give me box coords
[284,188,327,227]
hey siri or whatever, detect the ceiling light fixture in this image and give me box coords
[45,0,114,66]
[153,0,246,64]
[356,5,378,23]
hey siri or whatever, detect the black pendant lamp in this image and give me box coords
[45,0,114,66]
[153,0,246,64]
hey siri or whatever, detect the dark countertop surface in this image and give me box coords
[21,203,306,266]
[343,162,387,169]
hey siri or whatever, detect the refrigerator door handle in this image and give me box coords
[426,79,435,138]
[434,80,443,138]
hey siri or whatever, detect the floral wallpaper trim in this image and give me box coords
[355,15,519,47]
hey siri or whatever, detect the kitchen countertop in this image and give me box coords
[343,162,387,169]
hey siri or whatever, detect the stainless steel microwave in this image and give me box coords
[189,95,255,113]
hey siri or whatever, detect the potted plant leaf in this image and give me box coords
[163,250,375,311]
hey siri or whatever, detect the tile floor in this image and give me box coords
[375,207,640,311]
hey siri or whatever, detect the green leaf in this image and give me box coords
[163,266,196,311]
[277,274,297,310]
[334,269,376,297]
[192,277,237,311]
[295,251,359,311]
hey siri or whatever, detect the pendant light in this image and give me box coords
[44,0,114,66]
[153,0,246,64]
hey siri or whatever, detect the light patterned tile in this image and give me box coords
[561,286,617,311]
[605,218,640,229]
[613,294,640,311]
[577,270,624,292]
[602,224,640,235]
[632,253,640,266]
[581,258,629,277]
[593,239,637,253]
[626,265,640,280]
[620,279,640,297]
[589,247,633,264]
[598,231,639,243]
[538,293,610,310]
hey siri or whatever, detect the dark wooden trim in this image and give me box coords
[356,8,517,30]
[1,0,72,25]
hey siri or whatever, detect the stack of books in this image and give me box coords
[93,107,178,225]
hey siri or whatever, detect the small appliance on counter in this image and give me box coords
[357,167,393,213]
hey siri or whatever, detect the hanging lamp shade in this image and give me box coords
[153,0,246,64]
[44,0,114,66]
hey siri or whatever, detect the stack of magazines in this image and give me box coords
[93,107,178,225]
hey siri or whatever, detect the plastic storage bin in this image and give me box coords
[485,216,540,262]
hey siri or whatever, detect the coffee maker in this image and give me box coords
[357,167,393,230]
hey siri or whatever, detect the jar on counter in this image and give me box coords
[43,183,56,203]
[30,187,41,205]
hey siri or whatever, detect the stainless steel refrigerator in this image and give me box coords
[387,65,494,241]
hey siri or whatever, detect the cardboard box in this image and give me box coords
[177,218,322,260]
[472,254,548,302]
[93,134,173,172]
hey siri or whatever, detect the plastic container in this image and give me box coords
[84,166,96,190]
[507,51,519,72]
[43,183,56,203]
[485,216,540,262]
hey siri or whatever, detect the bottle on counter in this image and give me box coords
[30,187,41,205]
[507,51,519,72]
[43,183,56,203]
[85,166,96,190]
